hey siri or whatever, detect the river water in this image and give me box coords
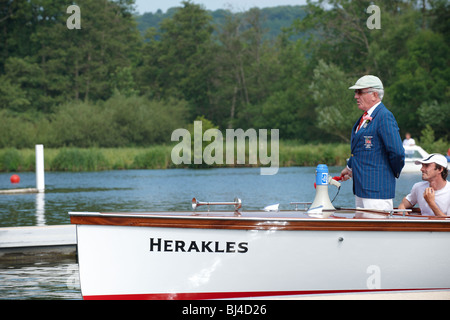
[0,167,422,299]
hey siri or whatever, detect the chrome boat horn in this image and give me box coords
[192,197,242,213]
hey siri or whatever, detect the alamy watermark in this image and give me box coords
[366,265,381,289]
[171,121,279,175]
[366,5,381,30]
[67,5,81,29]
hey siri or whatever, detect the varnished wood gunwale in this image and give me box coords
[69,211,450,232]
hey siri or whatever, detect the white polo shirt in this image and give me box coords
[405,181,450,216]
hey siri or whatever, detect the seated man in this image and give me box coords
[398,154,450,216]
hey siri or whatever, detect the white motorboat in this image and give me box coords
[69,164,450,300]
[402,145,430,173]
[70,204,450,300]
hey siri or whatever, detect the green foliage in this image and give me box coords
[48,101,117,148]
[1,0,141,111]
[51,148,109,171]
[417,101,450,141]
[0,94,189,149]
[133,146,171,169]
[389,30,450,138]
[110,67,139,97]
[280,143,349,167]
[0,75,31,112]
[418,125,448,155]
[0,110,39,149]
[309,60,357,142]
[0,147,35,171]
[1,57,44,111]
[48,94,189,148]
[137,5,307,40]
[140,1,217,120]
[0,148,22,172]
[250,92,304,140]
[0,1,448,151]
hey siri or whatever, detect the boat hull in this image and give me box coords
[72,212,450,299]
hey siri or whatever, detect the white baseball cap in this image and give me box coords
[349,75,384,90]
[415,153,448,168]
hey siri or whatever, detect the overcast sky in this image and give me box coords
[134,0,308,14]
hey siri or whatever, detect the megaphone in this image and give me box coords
[309,164,335,211]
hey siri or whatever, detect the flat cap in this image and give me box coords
[349,75,383,90]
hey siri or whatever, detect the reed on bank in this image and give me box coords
[0,142,350,172]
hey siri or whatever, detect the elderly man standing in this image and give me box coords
[340,75,405,210]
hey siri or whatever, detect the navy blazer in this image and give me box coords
[347,103,405,199]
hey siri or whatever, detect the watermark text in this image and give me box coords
[366,5,381,30]
[67,5,81,29]
[171,121,279,175]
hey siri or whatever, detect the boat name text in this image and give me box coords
[150,238,249,253]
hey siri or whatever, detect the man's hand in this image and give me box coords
[423,187,446,217]
[423,187,435,205]
[398,197,413,215]
[340,167,352,181]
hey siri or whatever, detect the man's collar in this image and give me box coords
[367,101,381,116]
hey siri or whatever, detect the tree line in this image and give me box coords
[0,0,448,149]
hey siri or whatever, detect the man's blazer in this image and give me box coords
[347,103,405,199]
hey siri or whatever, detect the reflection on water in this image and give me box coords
[0,167,423,299]
[36,193,45,226]
[0,262,81,300]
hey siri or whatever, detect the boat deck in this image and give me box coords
[69,209,450,232]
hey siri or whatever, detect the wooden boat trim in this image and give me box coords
[69,211,450,232]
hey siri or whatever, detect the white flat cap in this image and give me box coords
[349,75,384,90]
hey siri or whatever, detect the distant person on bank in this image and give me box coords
[403,132,415,146]
[340,75,405,211]
[399,154,450,216]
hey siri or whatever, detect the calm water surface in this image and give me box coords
[0,167,422,299]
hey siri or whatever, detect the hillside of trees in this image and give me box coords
[135,5,307,39]
[0,0,448,149]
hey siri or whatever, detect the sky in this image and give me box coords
[134,0,308,14]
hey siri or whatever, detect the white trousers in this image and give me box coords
[355,196,393,211]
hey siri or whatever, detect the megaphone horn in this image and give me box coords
[309,164,335,211]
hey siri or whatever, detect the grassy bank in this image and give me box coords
[0,143,350,172]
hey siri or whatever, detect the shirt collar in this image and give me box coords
[366,101,381,116]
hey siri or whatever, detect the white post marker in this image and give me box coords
[35,144,45,193]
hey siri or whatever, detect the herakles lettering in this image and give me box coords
[150,238,248,253]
